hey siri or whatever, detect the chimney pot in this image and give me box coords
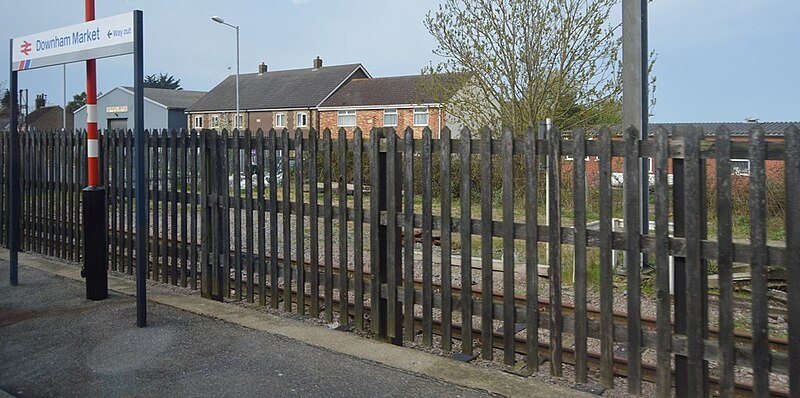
[35,94,46,110]
[313,56,322,69]
[258,62,268,74]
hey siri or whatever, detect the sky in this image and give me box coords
[0,0,798,123]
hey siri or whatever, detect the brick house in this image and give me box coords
[21,94,73,131]
[317,74,462,139]
[186,57,370,136]
[651,122,791,190]
[562,121,794,188]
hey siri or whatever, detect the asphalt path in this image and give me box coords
[0,262,495,398]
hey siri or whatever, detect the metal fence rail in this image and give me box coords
[2,124,798,397]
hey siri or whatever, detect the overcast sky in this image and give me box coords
[1,0,798,123]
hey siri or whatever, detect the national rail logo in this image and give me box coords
[20,40,31,55]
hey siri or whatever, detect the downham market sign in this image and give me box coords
[11,12,134,71]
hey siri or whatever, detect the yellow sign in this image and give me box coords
[106,106,128,113]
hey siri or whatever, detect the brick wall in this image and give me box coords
[559,136,786,188]
[319,107,444,139]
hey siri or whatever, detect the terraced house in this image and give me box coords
[186,57,369,136]
[317,74,461,139]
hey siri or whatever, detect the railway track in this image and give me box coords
[28,227,789,354]
[219,262,790,398]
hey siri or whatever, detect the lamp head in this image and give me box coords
[211,16,224,24]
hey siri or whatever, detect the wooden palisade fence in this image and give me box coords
[1,124,798,397]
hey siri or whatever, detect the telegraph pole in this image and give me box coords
[622,0,648,394]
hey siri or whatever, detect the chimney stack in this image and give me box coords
[258,62,268,74]
[35,94,46,110]
[313,56,323,70]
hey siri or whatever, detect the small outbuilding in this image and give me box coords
[74,86,206,131]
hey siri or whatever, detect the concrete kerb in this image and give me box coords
[0,249,592,398]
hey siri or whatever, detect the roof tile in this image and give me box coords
[187,64,366,112]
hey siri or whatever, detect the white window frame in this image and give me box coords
[235,114,244,129]
[275,112,287,128]
[413,107,429,126]
[731,159,751,176]
[383,108,398,127]
[194,115,203,128]
[338,110,356,127]
[210,115,220,128]
[565,155,596,161]
[296,112,308,128]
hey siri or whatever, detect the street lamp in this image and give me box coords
[211,15,240,129]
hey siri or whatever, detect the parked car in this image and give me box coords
[229,151,284,189]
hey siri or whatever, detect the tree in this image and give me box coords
[144,73,181,89]
[66,92,87,114]
[424,0,655,134]
[1,88,9,116]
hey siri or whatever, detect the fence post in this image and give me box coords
[201,130,224,301]
[672,127,687,396]
[375,128,402,344]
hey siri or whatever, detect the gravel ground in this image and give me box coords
[107,200,790,395]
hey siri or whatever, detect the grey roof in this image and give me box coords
[320,74,461,107]
[24,106,62,125]
[187,64,367,112]
[650,122,797,136]
[121,87,207,110]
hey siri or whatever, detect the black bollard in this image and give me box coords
[82,186,108,300]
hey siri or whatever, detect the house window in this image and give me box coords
[731,159,750,176]
[194,115,203,128]
[296,112,308,128]
[413,107,429,126]
[211,115,220,128]
[275,113,287,128]
[338,110,356,127]
[565,155,596,161]
[383,108,398,126]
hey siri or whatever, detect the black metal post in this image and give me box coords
[133,10,147,327]
[8,40,20,286]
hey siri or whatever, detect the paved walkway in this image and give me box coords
[0,251,591,398]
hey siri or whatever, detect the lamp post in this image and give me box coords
[212,16,239,129]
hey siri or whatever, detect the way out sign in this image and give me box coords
[11,12,134,71]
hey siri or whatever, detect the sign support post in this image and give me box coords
[133,10,146,327]
[8,10,147,326]
[8,41,19,286]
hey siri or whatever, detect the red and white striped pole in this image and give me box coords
[85,0,99,186]
[83,0,108,300]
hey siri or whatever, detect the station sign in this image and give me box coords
[11,12,134,71]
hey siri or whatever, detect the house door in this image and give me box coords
[107,118,127,131]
